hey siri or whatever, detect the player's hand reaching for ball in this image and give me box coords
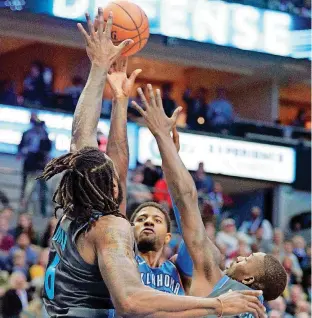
[132,84,182,137]
[217,290,266,318]
[107,57,141,99]
[77,8,133,70]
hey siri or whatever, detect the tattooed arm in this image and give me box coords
[70,9,132,152]
[91,216,264,318]
[106,59,141,215]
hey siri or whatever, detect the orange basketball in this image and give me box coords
[103,1,150,57]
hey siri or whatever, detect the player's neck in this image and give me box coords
[139,249,164,268]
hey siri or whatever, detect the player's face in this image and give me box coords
[225,252,266,285]
[133,207,171,252]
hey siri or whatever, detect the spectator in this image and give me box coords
[141,160,160,188]
[9,213,38,245]
[208,181,233,216]
[295,300,310,316]
[268,309,282,318]
[128,89,145,123]
[281,240,303,282]
[286,284,304,316]
[153,177,172,210]
[268,296,293,318]
[161,83,176,118]
[18,119,52,216]
[207,88,234,133]
[203,219,216,242]
[29,248,49,281]
[183,87,209,131]
[292,235,308,268]
[193,162,214,196]
[216,218,239,259]
[64,75,84,105]
[8,233,38,268]
[127,170,153,212]
[0,79,17,106]
[0,217,14,253]
[11,249,30,280]
[1,272,34,318]
[0,189,10,210]
[23,61,46,106]
[239,206,273,240]
[282,256,302,285]
[0,207,13,223]
[252,226,272,253]
[292,108,307,128]
[271,228,285,251]
[40,218,58,248]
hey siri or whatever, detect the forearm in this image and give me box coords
[127,288,219,318]
[106,97,129,214]
[70,64,108,151]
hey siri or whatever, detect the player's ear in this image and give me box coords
[242,276,255,286]
[164,233,171,245]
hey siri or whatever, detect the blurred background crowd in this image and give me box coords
[0,0,311,317]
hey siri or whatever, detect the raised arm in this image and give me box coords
[106,58,141,214]
[91,216,265,318]
[132,85,223,296]
[70,9,132,152]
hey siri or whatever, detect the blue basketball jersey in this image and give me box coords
[136,255,185,295]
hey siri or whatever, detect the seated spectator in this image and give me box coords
[216,218,239,259]
[11,249,30,280]
[23,61,46,105]
[64,76,84,105]
[282,256,302,285]
[0,207,13,223]
[286,284,305,316]
[183,87,209,131]
[8,233,38,269]
[208,181,233,216]
[268,296,293,318]
[295,300,311,316]
[141,160,160,188]
[41,218,58,248]
[239,206,273,240]
[207,88,234,133]
[9,213,38,245]
[268,309,282,318]
[29,248,49,281]
[0,79,17,106]
[161,83,176,118]
[281,240,303,282]
[1,272,34,318]
[270,245,283,262]
[252,226,272,253]
[0,217,14,253]
[127,170,153,212]
[292,235,308,268]
[153,177,172,210]
[270,228,285,251]
[193,162,214,196]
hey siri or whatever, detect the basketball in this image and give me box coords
[103,1,150,57]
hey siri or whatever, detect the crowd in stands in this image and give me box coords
[0,156,310,317]
[1,61,310,138]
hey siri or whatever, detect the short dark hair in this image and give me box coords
[130,202,171,232]
[250,255,287,301]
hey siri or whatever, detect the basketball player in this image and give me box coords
[130,201,192,295]
[132,84,288,310]
[41,9,267,317]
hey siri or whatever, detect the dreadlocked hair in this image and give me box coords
[38,147,125,224]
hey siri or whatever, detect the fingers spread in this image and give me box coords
[131,101,145,117]
[104,10,113,37]
[147,84,157,108]
[77,23,91,45]
[98,7,104,36]
[86,13,96,40]
[137,87,149,109]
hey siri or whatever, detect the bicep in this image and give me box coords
[93,218,141,309]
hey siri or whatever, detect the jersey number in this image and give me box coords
[44,254,60,300]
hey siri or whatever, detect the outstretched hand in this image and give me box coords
[107,57,141,99]
[77,8,133,69]
[131,84,182,137]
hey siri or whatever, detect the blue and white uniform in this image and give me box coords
[136,255,185,295]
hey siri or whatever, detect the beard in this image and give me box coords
[137,236,157,253]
